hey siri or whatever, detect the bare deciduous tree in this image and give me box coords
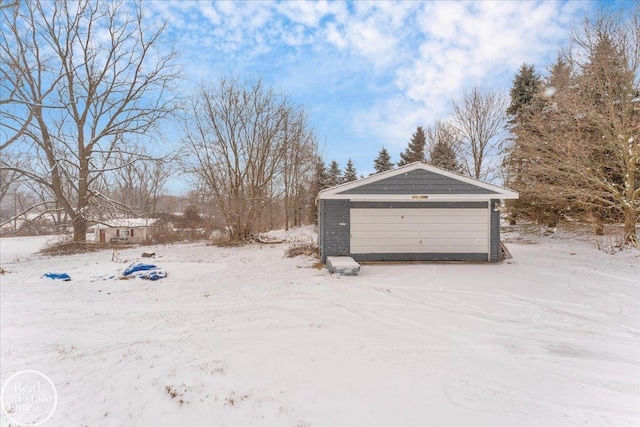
[0,0,179,241]
[282,110,317,230]
[0,152,22,205]
[183,78,315,240]
[452,86,508,181]
[107,148,174,216]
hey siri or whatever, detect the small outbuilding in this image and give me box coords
[94,218,159,244]
[317,162,519,263]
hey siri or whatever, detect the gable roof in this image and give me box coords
[99,218,158,228]
[318,162,518,201]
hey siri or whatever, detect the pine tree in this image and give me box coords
[547,55,571,93]
[310,157,328,224]
[426,120,461,173]
[311,157,328,193]
[504,11,640,244]
[429,141,460,173]
[373,147,393,174]
[504,63,544,224]
[343,159,358,183]
[397,126,426,166]
[325,160,342,188]
[507,63,543,120]
[577,32,634,235]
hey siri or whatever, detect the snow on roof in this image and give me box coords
[101,218,158,228]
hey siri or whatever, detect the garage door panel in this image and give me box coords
[351,223,488,233]
[351,208,485,216]
[351,238,488,247]
[350,213,485,220]
[350,230,488,239]
[351,218,487,226]
[351,242,488,253]
[350,207,489,255]
[351,210,486,224]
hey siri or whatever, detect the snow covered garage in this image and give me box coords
[318,162,519,263]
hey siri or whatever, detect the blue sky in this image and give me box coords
[145,0,632,191]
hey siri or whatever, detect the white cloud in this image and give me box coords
[325,22,347,49]
[324,0,592,169]
[387,1,589,126]
[275,0,348,27]
[144,0,599,176]
[199,3,221,26]
[325,1,420,70]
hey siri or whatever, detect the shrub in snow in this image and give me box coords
[285,234,318,258]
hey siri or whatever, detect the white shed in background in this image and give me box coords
[93,218,158,244]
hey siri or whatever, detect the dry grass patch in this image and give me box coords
[40,241,108,255]
[285,236,318,258]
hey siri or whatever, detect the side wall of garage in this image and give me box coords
[318,199,350,262]
[490,199,501,262]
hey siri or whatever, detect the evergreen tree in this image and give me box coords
[311,157,328,193]
[325,160,342,188]
[343,159,358,183]
[373,147,393,174]
[398,126,426,166]
[309,157,327,224]
[507,63,543,120]
[504,63,544,224]
[581,32,634,110]
[576,31,634,235]
[429,141,461,173]
[426,120,461,173]
[503,11,640,244]
[547,55,572,92]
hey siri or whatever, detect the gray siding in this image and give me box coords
[338,170,498,195]
[490,199,500,262]
[319,199,350,262]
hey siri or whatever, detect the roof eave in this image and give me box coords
[318,162,520,198]
[319,193,519,201]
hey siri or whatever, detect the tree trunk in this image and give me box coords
[284,193,289,231]
[73,216,87,242]
[623,205,638,245]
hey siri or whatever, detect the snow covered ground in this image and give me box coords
[1,227,639,426]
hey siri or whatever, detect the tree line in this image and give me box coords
[328,9,639,245]
[317,85,508,192]
[0,0,318,242]
[1,0,637,245]
[361,86,508,182]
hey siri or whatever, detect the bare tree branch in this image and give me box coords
[0,0,180,241]
[452,86,508,182]
[182,77,316,240]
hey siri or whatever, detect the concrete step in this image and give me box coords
[326,256,361,276]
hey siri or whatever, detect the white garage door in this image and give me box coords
[350,208,489,254]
